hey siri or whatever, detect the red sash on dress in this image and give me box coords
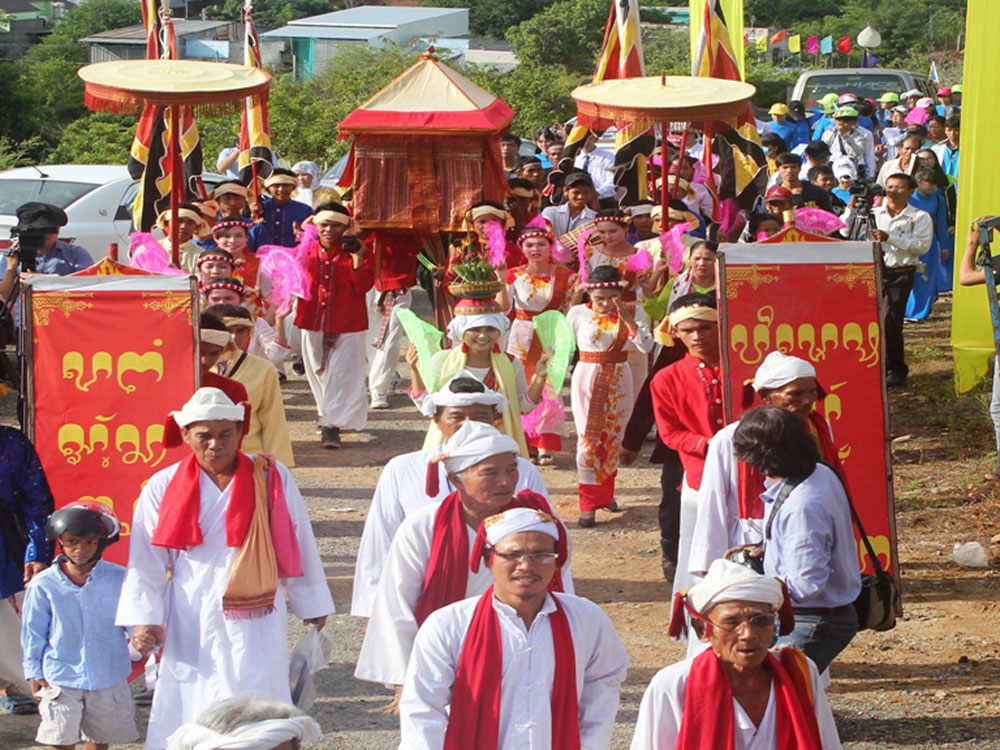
[580,319,630,442]
[513,266,572,381]
[442,586,580,750]
[676,647,822,750]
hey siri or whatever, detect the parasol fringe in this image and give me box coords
[84,89,254,118]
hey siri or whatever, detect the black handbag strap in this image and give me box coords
[764,475,805,541]
[818,459,889,578]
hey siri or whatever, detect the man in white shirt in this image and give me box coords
[851,173,932,385]
[631,559,842,749]
[574,135,617,202]
[541,171,598,237]
[821,106,877,180]
[875,135,919,186]
[350,373,548,618]
[354,422,572,710]
[400,507,627,749]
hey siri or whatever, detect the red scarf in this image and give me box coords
[413,489,559,626]
[677,647,822,750]
[736,411,843,519]
[442,586,580,750]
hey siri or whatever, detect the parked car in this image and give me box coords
[0,165,225,263]
[791,68,935,109]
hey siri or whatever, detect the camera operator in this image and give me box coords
[0,203,93,301]
[845,174,932,387]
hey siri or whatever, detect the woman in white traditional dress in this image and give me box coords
[496,226,579,465]
[568,265,653,527]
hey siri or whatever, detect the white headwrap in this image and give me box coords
[752,351,817,392]
[167,716,321,750]
[292,161,321,189]
[832,157,857,180]
[686,559,785,616]
[171,388,245,428]
[418,370,508,418]
[446,312,510,344]
[201,329,234,348]
[483,507,559,546]
[437,421,519,476]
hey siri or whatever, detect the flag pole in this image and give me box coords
[169,103,181,268]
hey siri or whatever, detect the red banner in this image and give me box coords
[26,275,197,565]
[718,231,898,578]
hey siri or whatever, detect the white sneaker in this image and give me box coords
[370,393,390,409]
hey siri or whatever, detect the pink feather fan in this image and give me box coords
[484,220,508,267]
[128,233,185,274]
[659,221,692,275]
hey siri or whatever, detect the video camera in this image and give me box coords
[3,228,41,273]
[848,178,884,208]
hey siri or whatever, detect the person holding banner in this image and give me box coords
[649,293,723,600]
[117,388,333,750]
[689,352,844,580]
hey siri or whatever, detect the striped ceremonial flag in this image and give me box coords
[691,0,767,217]
[564,0,652,204]
[237,1,273,190]
[126,0,205,231]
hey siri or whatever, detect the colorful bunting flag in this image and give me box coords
[838,36,851,54]
[806,35,819,54]
[928,60,939,83]
[755,33,767,53]
[788,34,800,53]
[769,29,787,44]
[820,35,833,54]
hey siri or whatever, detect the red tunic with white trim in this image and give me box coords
[294,243,375,333]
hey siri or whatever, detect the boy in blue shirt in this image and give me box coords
[260,168,314,248]
[21,502,137,750]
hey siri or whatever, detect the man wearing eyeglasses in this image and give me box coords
[401,507,627,749]
[355,422,573,713]
[875,135,920,187]
[632,558,842,749]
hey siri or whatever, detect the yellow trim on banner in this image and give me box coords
[689,0,745,79]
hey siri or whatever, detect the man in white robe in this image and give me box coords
[350,373,548,618]
[631,559,841,750]
[117,388,334,750]
[400,507,627,749]
[355,421,572,708]
[689,352,839,579]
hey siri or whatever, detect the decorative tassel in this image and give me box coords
[484,220,507,267]
[468,523,490,573]
[777,579,796,635]
[668,591,688,640]
[223,604,275,620]
[741,380,757,410]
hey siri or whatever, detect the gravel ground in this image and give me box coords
[1,292,999,749]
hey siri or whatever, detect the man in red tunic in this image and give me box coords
[294,203,374,449]
[649,293,723,604]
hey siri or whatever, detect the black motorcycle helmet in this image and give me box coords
[45,502,121,546]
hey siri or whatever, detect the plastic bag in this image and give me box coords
[288,626,333,710]
[950,541,989,568]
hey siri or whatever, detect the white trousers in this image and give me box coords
[670,479,700,604]
[0,594,28,693]
[301,329,368,430]
[365,288,412,398]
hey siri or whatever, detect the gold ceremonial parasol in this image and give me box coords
[572,75,756,228]
[78,60,273,262]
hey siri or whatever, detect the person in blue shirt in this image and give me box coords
[876,91,900,126]
[199,182,270,253]
[0,426,54,715]
[905,166,954,320]
[21,502,138,747]
[763,103,799,150]
[731,406,862,673]
[934,115,960,180]
[786,101,813,148]
[0,203,93,306]
[810,102,837,141]
[935,86,960,117]
[260,169,313,248]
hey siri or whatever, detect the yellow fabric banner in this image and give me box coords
[788,34,800,54]
[950,0,998,393]
[689,0,745,79]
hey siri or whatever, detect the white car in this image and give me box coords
[0,165,226,263]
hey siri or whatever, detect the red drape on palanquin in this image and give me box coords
[337,50,514,326]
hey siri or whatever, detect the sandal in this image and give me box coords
[1,693,37,714]
[577,515,596,528]
[606,500,624,513]
[537,454,555,466]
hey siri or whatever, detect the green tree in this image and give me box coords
[642,26,690,76]
[464,63,584,138]
[48,113,136,164]
[506,0,609,74]
[204,0,334,28]
[420,0,550,39]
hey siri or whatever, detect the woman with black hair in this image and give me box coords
[731,406,862,672]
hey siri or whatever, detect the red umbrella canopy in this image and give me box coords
[338,53,514,136]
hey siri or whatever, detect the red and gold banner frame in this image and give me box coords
[718,233,899,583]
[23,273,199,565]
